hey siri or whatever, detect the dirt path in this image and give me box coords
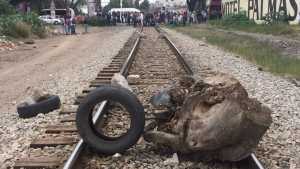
[0,27,125,112]
[0,26,135,167]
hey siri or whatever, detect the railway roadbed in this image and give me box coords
[76,27,259,169]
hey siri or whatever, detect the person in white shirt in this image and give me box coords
[140,12,144,32]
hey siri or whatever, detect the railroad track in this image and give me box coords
[13,27,264,169]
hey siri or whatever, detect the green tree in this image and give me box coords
[139,0,149,11]
[9,0,86,14]
[0,0,16,15]
[106,0,133,9]
[68,0,86,11]
[134,0,139,8]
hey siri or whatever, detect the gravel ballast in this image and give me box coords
[164,28,300,169]
[0,27,134,168]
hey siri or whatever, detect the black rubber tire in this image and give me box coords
[17,95,61,118]
[76,86,145,155]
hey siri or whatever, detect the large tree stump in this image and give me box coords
[145,73,272,161]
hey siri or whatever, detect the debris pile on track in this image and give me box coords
[145,73,272,162]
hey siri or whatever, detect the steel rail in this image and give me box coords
[154,26,265,169]
[120,36,141,76]
[63,34,141,169]
[163,34,193,75]
[155,26,193,75]
[250,153,265,169]
[64,27,265,169]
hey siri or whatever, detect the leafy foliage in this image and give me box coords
[209,12,255,27]
[262,11,289,25]
[0,13,46,38]
[86,16,109,26]
[139,0,149,11]
[134,0,139,8]
[0,0,16,15]
[106,0,133,9]
[209,12,295,36]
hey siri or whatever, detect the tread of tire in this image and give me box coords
[76,86,145,154]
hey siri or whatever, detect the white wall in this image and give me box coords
[222,0,300,23]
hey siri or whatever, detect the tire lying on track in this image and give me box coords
[76,86,145,154]
[17,95,61,118]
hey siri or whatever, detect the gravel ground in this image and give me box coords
[0,26,134,168]
[164,28,300,169]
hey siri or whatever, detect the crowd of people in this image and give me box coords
[105,12,148,27]
[59,8,210,35]
[104,9,209,27]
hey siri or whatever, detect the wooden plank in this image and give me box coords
[99,70,120,74]
[107,65,121,68]
[95,77,112,80]
[97,73,114,76]
[45,125,77,134]
[89,82,110,88]
[14,157,61,169]
[91,79,111,84]
[108,63,122,66]
[30,137,78,148]
[103,67,120,71]
[110,62,122,64]
[82,87,96,93]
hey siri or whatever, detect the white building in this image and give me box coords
[87,0,101,16]
[153,0,186,9]
[87,0,96,16]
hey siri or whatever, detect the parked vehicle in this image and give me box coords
[38,15,62,25]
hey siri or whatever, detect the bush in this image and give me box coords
[86,16,109,26]
[208,12,295,36]
[0,17,31,38]
[22,13,46,38]
[0,13,46,38]
[12,21,31,38]
[263,11,289,25]
[209,12,255,27]
[0,0,16,15]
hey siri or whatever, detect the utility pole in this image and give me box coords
[50,0,56,18]
[95,0,102,14]
[87,0,96,16]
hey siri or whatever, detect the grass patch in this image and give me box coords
[172,25,300,78]
[208,14,297,37]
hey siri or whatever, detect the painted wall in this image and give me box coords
[222,0,300,23]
